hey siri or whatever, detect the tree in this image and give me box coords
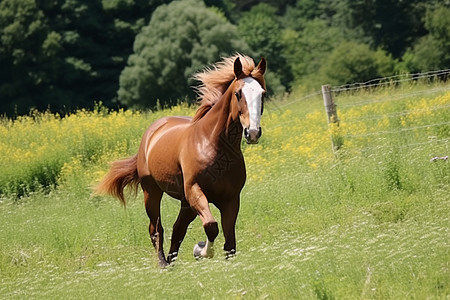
[100,0,172,103]
[0,0,168,116]
[37,0,165,111]
[0,0,53,115]
[319,42,395,86]
[118,0,249,109]
[238,3,291,93]
[281,19,345,90]
[225,0,295,13]
[402,4,450,72]
[282,0,323,30]
[343,0,429,58]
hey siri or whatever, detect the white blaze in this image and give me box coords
[242,77,264,131]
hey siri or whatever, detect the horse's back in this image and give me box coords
[144,116,191,140]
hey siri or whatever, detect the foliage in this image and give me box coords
[342,0,429,58]
[402,5,450,72]
[281,19,345,90]
[225,0,296,13]
[319,42,395,86]
[0,0,168,116]
[282,0,325,30]
[0,104,192,198]
[0,83,449,298]
[279,0,450,91]
[237,4,291,94]
[0,0,52,115]
[118,0,249,109]
[1,0,450,115]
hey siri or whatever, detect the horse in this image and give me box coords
[95,54,266,267]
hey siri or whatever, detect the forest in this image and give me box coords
[1,0,449,116]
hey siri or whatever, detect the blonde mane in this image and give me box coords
[192,54,256,122]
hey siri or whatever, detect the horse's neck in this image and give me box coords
[198,91,242,150]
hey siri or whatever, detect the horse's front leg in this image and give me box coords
[167,198,197,263]
[220,197,240,258]
[186,183,219,259]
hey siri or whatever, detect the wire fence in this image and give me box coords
[266,68,450,154]
[331,68,450,93]
[272,91,322,109]
[326,70,450,153]
[270,69,450,110]
[337,86,450,108]
[345,121,450,139]
[342,103,450,124]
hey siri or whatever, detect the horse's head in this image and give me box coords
[232,57,266,144]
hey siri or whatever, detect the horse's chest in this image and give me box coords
[197,149,246,199]
[203,150,244,180]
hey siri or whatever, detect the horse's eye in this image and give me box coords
[235,90,242,101]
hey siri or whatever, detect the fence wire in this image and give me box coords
[272,91,322,109]
[344,121,450,139]
[353,137,450,153]
[265,69,449,153]
[331,68,450,93]
[337,86,450,108]
[342,104,450,124]
[327,69,450,153]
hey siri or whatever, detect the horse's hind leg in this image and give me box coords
[143,185,167,267]
[167,198,197,263]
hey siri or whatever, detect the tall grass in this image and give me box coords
[0,82,449,298]
[0,104,193,199]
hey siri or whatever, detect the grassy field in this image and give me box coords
[1,82,449,299]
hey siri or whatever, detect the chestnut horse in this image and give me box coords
[95,55,266,267]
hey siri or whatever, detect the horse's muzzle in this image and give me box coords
[244,127,262,144]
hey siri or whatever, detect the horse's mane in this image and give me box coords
[192,54,256,122]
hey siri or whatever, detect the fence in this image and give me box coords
[321,69,450,154]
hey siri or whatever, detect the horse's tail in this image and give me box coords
[94,154,140,206]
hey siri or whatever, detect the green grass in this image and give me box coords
[1,171,448,299]
[1,82,449,299]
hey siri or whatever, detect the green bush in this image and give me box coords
[319,41,395,86]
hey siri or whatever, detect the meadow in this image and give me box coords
[0,81,449,299]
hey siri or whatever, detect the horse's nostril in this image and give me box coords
[257,127,262,139]
[244,128,249,138]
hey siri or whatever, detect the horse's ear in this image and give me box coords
[234,57,243,78]
[255,57,266,75]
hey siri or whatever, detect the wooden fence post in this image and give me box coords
[322,84,338,124]
[322,84,341,153]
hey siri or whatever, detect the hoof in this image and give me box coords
[193,240,215,259]
[225,249,236,259]
[167,252,178,264]
[193,241,206,258]
[158,259,169,268]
